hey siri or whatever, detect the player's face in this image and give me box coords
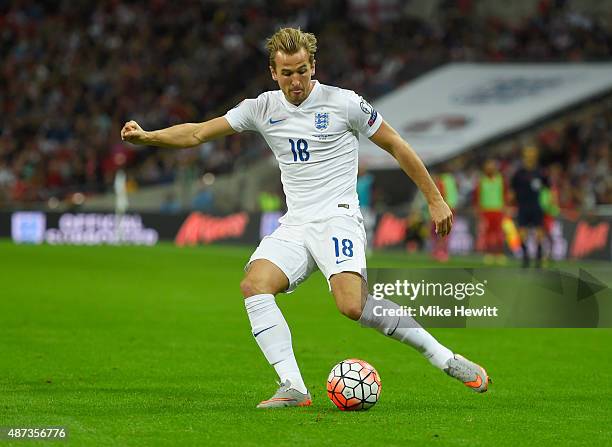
[270,48,315,105]
[484,160,497,175]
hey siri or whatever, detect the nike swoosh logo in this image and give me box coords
[464,374,483,389]
[253,324,277,337]
[269,118,286,124]
[335,259,350,265]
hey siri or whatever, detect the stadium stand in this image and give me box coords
[1,0,611,210]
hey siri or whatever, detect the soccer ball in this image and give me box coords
[326,358,381,411]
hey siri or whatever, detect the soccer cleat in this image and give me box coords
[444,354,490,393]
[256,380,312,409]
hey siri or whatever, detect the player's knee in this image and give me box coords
[240,277,262,298]
[240,276,273,298]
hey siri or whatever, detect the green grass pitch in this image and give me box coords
[1,240,611,446]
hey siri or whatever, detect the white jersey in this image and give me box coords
[224,80,383,225]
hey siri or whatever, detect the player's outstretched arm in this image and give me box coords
[120,117,236,149]
[370,120,453,236]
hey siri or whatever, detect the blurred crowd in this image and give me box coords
[1,0,611,207]
[440,98,612,212]
[530,104,612,208]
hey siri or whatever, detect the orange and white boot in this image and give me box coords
[444,354,491,393]
[256,380,312,409]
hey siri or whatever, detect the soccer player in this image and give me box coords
[474,159,507,264]
[121,28,490,408]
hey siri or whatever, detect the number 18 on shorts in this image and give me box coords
[247,213,367,292]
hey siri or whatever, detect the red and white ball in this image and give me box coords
[326,358,381,411]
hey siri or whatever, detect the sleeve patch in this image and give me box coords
[360,99,373,115]
[368,110,378,127]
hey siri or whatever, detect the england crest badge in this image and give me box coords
[314,112,329,131]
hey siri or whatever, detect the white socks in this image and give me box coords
[245,292,452,392]
[244,294,308,394]
[359,295,453,369]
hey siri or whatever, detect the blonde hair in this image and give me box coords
[266,27,317,68]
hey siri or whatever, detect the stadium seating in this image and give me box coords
[1,0,611,209]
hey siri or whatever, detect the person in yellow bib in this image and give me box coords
[474,159,507,264]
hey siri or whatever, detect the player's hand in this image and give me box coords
[121,120,149,145]
[429,199,453,237]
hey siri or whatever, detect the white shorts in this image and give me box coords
[246,213,367,293]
